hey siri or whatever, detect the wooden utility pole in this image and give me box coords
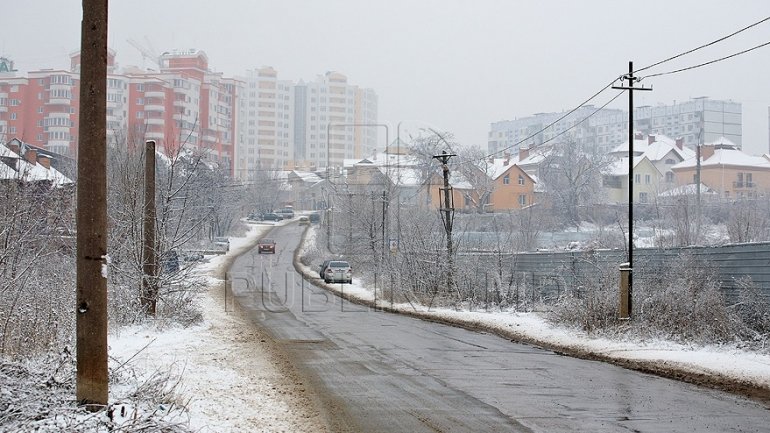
[142,140,158,315]
[76,0,109,408]
[612,61,652,318]
[433,150,456,293]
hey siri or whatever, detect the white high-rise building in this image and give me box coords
[236,69,377,177]
[294,71,377,169]
[489,97,742,156]
[235,67,294,179]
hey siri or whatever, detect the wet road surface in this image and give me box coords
[229,223,769,432]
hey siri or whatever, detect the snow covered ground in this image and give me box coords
[108,221,326,433]
[106,221,769,432]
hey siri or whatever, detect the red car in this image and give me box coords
[257,238,276,254]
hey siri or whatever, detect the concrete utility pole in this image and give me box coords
[76,0,109,408]
[433,150,456,293]
[612,61,652,319]
[142,140,157,315]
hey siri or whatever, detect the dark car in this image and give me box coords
[260,213,282,222]
[276,209,295,220]
[258,238,276,254]
[318,260,332,278]
[323,260,352,284]
[309,212,321,223]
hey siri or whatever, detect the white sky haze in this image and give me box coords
[5,0,770,154]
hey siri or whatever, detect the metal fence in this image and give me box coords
[460,242,770,303]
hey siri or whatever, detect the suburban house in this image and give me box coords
[1,138,73,188]
[609,133,695,193]
[603,156,663,204]
[486,157,537,211]
[286,170,326,210]
[671,137,770,199]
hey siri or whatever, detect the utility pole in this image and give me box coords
[433,150,456,293]
[381,190,388,262]
[76,0,109,408]
[142,140,157,315]
[612,61,651,319]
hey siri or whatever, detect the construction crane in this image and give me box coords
[127,37,159,69]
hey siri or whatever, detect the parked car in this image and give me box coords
[298,216,310,225]
[318,260,332,278]
[276,208,295,220]
[309,212,321,223]
[260,212,282,222]
[322,260,353,284]
[258,238,276,254]
[213,236,230,252]
[161,249,180,273]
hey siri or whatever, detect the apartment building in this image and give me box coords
[489,97,742,157]
[1,52,378,178]
[235,67,294,179]
[294,71,378,170]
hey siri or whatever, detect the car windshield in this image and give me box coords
[329,261,349,268]
[260,239,274,244]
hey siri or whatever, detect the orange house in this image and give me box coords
[426,159,536,212]
[671,139,770,199]
[488,162,536,210]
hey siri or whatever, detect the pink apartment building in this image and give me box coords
[0,50,238,174]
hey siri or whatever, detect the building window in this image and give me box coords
[645,174,651,184]
[634,174,641,184]
[503,175,510,185]
[665,172,674,183]
[639,192,648,203]
[518,175,525,186]
[518,194,527,206]
[136,111,144,118]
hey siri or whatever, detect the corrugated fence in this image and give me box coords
[465,242,770,303]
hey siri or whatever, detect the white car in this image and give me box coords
[323,260,352,284]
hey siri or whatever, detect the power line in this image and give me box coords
[474,86,625,163]
[640,39,770,79]
[477,79,618,160]
[634,16,770,74]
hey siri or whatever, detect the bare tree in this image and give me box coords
[452,144,496,213]
[726,198,770,243]
[0,171,75,358]
[538,139,611,228]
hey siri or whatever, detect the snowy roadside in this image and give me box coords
[109,221,327,433]
[296,226,770,399]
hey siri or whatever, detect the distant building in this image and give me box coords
[235,67,294,178]
[0,53,378,178]
[294,71,378,170]
[489,97,742,158]
[671,136,770,199]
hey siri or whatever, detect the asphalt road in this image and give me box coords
[229,223,769,433]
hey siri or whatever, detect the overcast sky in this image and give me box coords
[5,0,770,154]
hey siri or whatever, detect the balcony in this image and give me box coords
[145,91,165,98]
[145,131,164,140]
[46,125,71,134]
[733,181,756,189]
[146,118,165,126]
[46,97,72,105]
[144,104,165,112]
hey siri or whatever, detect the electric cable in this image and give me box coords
[634,16,770,74]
